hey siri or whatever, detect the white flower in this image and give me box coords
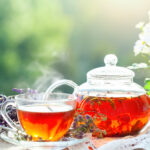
[142,46,150,55]
[139,32,150,46]
[138,23,150,46]
[143,23,150,32]
[128,63,148,69]
[136,22,144,29]
[133,10,150,56]
[133,40,144,56]
[138,63,148,68]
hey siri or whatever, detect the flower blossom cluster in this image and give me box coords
[133,11,150,56]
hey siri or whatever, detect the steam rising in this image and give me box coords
[33,68,63,92]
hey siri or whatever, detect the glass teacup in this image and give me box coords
[1,93,76,141]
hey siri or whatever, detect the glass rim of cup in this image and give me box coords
[14,92,76,102]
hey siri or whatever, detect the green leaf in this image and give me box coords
[144,78,150,95]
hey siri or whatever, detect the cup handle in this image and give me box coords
[43,79,78,100]
[1,100,20,131]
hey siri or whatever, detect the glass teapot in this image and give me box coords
[44,54,150,136]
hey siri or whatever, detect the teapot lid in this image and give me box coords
[87,54,135,83]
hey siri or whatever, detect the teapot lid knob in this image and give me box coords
[104,54,118,66]
[87,54,135,84]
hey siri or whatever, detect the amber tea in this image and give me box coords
[17,104,75,141]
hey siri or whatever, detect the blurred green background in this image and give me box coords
[0,0,150,95]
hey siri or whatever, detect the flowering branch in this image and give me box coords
[133,11,150,57]
[132,11,150,95]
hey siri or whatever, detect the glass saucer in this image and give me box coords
[0,130,88,149]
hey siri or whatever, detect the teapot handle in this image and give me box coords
[42,79,78,100]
